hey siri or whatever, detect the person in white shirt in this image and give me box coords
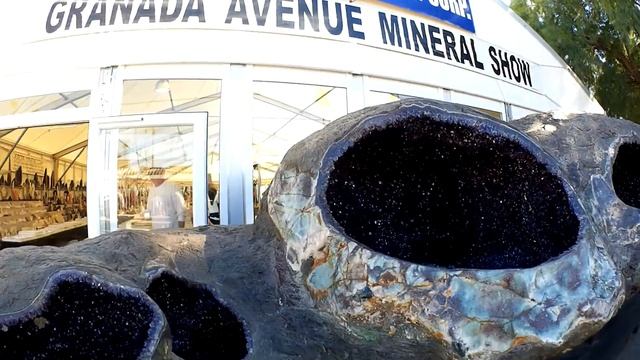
[145,168,186,229]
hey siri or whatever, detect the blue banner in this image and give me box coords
[379,0,476,33]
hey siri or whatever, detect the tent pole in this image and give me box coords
[57,146,86,184]
[0,128,27,172]
[0,129,14,139]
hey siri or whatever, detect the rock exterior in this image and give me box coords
[0,99,639,359]
[510,114,640,291]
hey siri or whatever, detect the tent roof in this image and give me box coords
[0,123,88,166]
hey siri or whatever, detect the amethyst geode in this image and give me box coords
[268,100,629,358]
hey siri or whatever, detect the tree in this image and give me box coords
[512,0,640,122]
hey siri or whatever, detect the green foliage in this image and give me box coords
[512,0,640,122]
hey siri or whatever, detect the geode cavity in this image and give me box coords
[268,99,623,358]
[0,270,165,360]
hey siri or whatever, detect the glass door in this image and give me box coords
[88,112,208,236]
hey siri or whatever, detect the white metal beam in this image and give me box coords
[53,140,88,159]
[220,64,253,225]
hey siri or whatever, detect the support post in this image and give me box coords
[0,128,27,173]
[57,147,86,184]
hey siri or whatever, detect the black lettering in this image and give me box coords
[110,0,134,25]
[428,25,444,58]
[299,0,318,31]
[226,0,249,24]
[276,0,294,29]
[161,0,182,22]
[442,30,460,63]
[520,59,532,87]
[379,12,401,47]
[134,0,156,23]
[499,50,512,80]
[345,5,364,40]
[459,35,473,66]
[489,46,500,75]
[322,0,343,36]
[510,55,521,83]
[252,0,271,26]
[86,0,107,27]
[471,39,484,70]
[46,1,66,33]
[401,17,411,50]
[182,0,205,22]
[65,1,87,30]
[410,20,429,54]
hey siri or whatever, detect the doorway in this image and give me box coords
[88,112,208,237]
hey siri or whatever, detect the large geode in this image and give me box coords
[268,100,627,358]
[0,99,639,359]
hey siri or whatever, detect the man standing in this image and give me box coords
[145,168,186,229]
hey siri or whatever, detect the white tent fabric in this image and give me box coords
[0,124,88,166]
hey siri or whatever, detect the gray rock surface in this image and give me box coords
[510,114,640,289]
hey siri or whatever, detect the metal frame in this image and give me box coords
[219,64,253,225]
[88,112,209,237]
[56,146,86,183]
[248,66,359,222]
[364,76,444,106]
[0,62,524,235]
[37,90,91,111]
[53,140,88,159]
[113,64,233,223]
[0,129,13,138]
[253,93,330,125]
[87,64,230,236]
[450,90,506,120]
[0,108,92,131]
[159,92,221,113]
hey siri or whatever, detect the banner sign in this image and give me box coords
[378,0,475,33]
[11,150,43,176]
[43,0,537,89]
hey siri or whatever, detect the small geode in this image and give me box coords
[0,270,168,359]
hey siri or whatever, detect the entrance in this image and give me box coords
[88,113,208,237]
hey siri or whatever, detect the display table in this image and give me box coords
[118,213,193,231]
[1,218,88,248]
[123,218,153,230]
